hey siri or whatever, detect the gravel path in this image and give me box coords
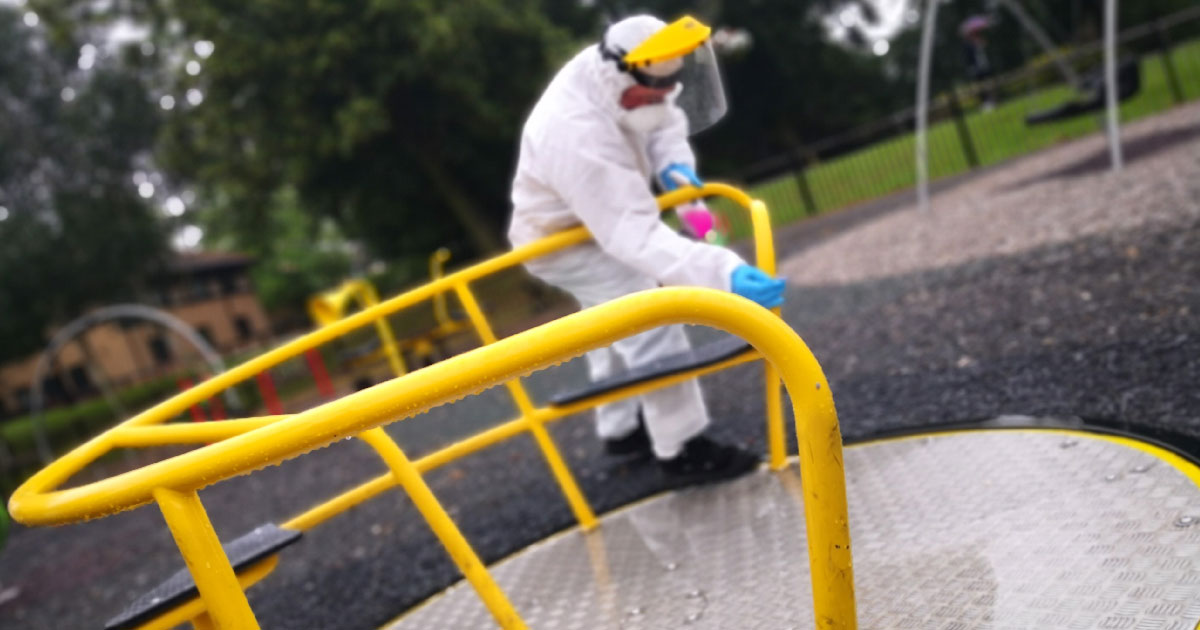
[1,103,1198,630]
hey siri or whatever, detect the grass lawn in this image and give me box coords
[713,37,1200,238]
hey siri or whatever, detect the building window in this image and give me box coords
[149,335,173,366]
[69,365,93,393]
[198,325,215,347]
[188,278,214,302]
[15,387,31,414]
[219,273,240,296]
[43,374,69,405]
[234,316,253,341]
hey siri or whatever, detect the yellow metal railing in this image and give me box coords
[309,249,471,375]
[8,185,855,629]
[308,278,408,377]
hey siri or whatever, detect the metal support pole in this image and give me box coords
[358,428,527,630]
[995,0,1081,89]
[790,150,818,215]
[915,0,939,212]
[29,304,241,464]
[453,282,597,530]
[154,488,259,630]
[947,88,980,168]
[1104,0,1123,171]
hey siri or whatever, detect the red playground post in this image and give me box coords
[206,377,227,420]
[177,377,209,422]
[305,349,336,399]
[256,371,284,415]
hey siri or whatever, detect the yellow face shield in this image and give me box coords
[603,16,728,135]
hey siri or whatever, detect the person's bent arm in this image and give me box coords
[548,118,742,291]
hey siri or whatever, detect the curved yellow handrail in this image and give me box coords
[8,183,822,629]
[10,183,776,516]
[11,288,855,628]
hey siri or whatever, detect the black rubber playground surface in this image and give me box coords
[1,116,1198,629]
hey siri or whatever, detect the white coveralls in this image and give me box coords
[508,42,746,459]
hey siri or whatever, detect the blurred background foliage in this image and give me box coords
[3,0,1197,345]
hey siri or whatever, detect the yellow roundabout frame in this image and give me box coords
[8,184,858,629]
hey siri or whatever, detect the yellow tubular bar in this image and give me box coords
[356,281,408,378]
[746,196,788,470]
[309,279,408,377]
[10,183,779,523]
[357,428,526,629]
[109,417,287,447]
[132,556,280,630]
[11,288,854,629]
[430,248,455,327]
[454,281,597,530]
[10,184,806,629]
[153,488,259,630]
[280,349,760,534]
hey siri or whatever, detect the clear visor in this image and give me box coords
[641,40,726,135]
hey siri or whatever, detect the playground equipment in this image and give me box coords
[1025,56,1142,124]
[916,0,1127,210]
[308,278,407,377]
[308,249,470,377]
[27,304,242,464]
[9,184,1200,630]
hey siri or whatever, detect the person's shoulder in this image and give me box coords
[525,102,616,147]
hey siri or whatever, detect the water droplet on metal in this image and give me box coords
[1130,463,1153,473]
[1059,439,1078,449]
[1104,473,1120,482]
[625,606,643,617]
[684,611,703,624]
[663,561,678,571]
[1176,515,1196,527]
[685,589,704,599]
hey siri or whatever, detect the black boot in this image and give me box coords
[659,435,760,486]
[603,415,651,456]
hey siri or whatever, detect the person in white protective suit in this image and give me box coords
[508,14,787,485]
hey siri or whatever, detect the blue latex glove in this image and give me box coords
[659,163,703,191]
[731,265,786,308]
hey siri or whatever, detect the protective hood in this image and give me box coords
[599,15,728,135]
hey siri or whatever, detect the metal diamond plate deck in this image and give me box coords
[384,431,1200,630]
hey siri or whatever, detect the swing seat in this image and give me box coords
[1026,57,1140,125]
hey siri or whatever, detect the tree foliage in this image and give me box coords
[0,8,166,363]
[111,0,593,263]
[19,0,1199,322]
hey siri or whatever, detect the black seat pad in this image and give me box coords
[104,524,301,630]
[548,335,755,406]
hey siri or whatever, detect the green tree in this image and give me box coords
[199,186,354,325]
[0,8,167,363]
[88,0,596,262]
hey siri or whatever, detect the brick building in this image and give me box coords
[0,252,272,418]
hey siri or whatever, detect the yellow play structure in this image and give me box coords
[10,182,1200,630]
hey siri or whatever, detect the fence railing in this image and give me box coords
[712,7,1200,239]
